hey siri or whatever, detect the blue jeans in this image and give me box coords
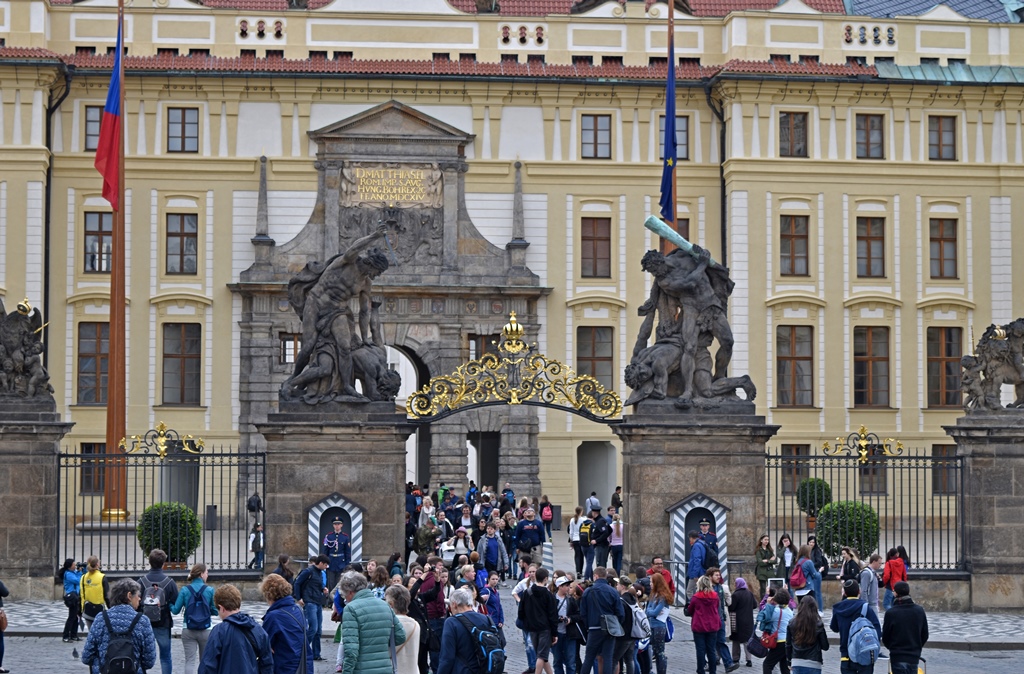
[248,550,265,569]
[693,631,717,674]
[428,617,446,673]
[716,624,733,668]
[523,629,538,670]
[883,587,895,610]
[584,545,596,580]
[552,632,576,674]
[649,626,667,674]
[153,624,172,674]
[841,660,875,674]
[303,602,322,658]
[813,577,823,611]
[890,662,918,674]
[581,629,616,674]
[792,667,821,674]
[544,520,553,541]
[610,545,623,575]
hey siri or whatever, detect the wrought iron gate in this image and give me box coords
[765,428,964,570]
[58,446,266,572]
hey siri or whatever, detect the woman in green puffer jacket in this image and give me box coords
[338,570,406,674]
[754,534,777,599]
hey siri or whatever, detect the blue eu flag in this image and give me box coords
[659,31,677,224]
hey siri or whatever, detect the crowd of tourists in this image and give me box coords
[34,483,928,674]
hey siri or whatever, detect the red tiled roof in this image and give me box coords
[718,57,875,76]
[689,0,845,15]
[449,0,576,14]
[0,46,64,60]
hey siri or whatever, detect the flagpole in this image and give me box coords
[102,0,128,522]
[668,0,677,233]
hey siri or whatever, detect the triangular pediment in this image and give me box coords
[665,491,731,514]
[308,100,474,142]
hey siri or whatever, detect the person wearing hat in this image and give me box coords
[447,526,475,572]
[882,581,928,674]
[589,507,613,569]
[698,517,719,557]
[515,506,545,562]
[552,575,580,674]
[323,516,351,591]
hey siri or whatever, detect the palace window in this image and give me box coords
[659,218,690,254]
[580,217,612,278]
[929,218,958,279]
[779,112,808,158]
[77,322,109,405]
[469,333,501,360]
[776,326,813,407]
[658,115,689,161]
[779,215,809,276]
[854,326,890,407]
[84,211,113,274]
[577,326,613,390]
[166,213,198,275]
[581,114,611,159]
[856,217,885,278]
[167,107,199,153]
[781,444,810,495]
[85,105,102,151]
[932,444,958,495]
[856,114,885,159]
[280,333,302,365]
[80,442,106,495]
[927,327,962,407]
[928,116,956,161]
[859,444,888,495]
[162,323,201,405]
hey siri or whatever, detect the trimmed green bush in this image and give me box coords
[815,500,880,561]
[795,477,832,518]
[137,502,202,562]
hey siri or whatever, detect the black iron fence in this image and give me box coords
[765,444,964,571]
[58,446,265,573]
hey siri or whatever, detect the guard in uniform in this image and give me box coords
[698,517,719,556]
[322,516,351,591]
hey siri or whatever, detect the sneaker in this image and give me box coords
[878,650,890,660]
[335,667,343,673]
[62,638,70,642]
[727,665,741,673]
[746,661,752,667]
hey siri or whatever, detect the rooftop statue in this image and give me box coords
[0,297,53,400]
[625,216,755,409]
[962,319,1024,411]
[279,223,401,403]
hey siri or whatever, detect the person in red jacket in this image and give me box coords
[882,548,907,610]
[685,575,721,674]
[646,556,676,596]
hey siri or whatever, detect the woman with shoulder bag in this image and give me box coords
[685,575,721,674]
[78,556,109,631]
[58,558,84,642]
[755,588,794,674]
[645,573,673,674]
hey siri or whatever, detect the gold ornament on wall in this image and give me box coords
[822,425,903,465]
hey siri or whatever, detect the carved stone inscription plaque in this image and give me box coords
[342,162,443,208]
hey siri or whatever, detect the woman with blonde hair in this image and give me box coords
[262,573,314,674]
[838,547,862,583]
[79,556,109,631]
[686,575,721,674]
[418,497,436,528]
[170,563,216,674]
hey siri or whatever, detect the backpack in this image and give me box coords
[183,584,213,630]
[455,613,506,674]
[848,603,881,666]
[541,505,553,522]
[701,541,720,570]
[629,602,652,639]
[101,609,143,674]
[578,520,593,546]
[246,493,261,513]
[789,558,808,590]
[141,575,173,625]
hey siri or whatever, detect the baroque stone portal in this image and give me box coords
[625,217,755,409]
[961,319,1024,411]
[0,297,53,400]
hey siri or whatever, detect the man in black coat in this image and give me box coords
[519,568,560,674]
[589,508,612,568]
[882,581,929,674]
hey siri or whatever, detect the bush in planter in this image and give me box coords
[815,501,880,561]
[795,477,832,518]
[137,502,202,563]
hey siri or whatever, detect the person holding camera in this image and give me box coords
[58,558,85,642]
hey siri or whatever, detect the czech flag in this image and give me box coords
[658,24,677,224]
[94,20,123,211]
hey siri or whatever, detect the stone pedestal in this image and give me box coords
[0,398,74,598]
[945,413,1024,612]
[257,401,416,562]
[611,401,778,573]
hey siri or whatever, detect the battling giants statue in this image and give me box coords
[962,319,1024,411]
[0,297,53,399]
[279,223,401,403]
[625,216,755,409]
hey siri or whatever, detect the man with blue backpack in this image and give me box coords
[171,562,218,674]
[138,548,179,674]
[830,579,883,673]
